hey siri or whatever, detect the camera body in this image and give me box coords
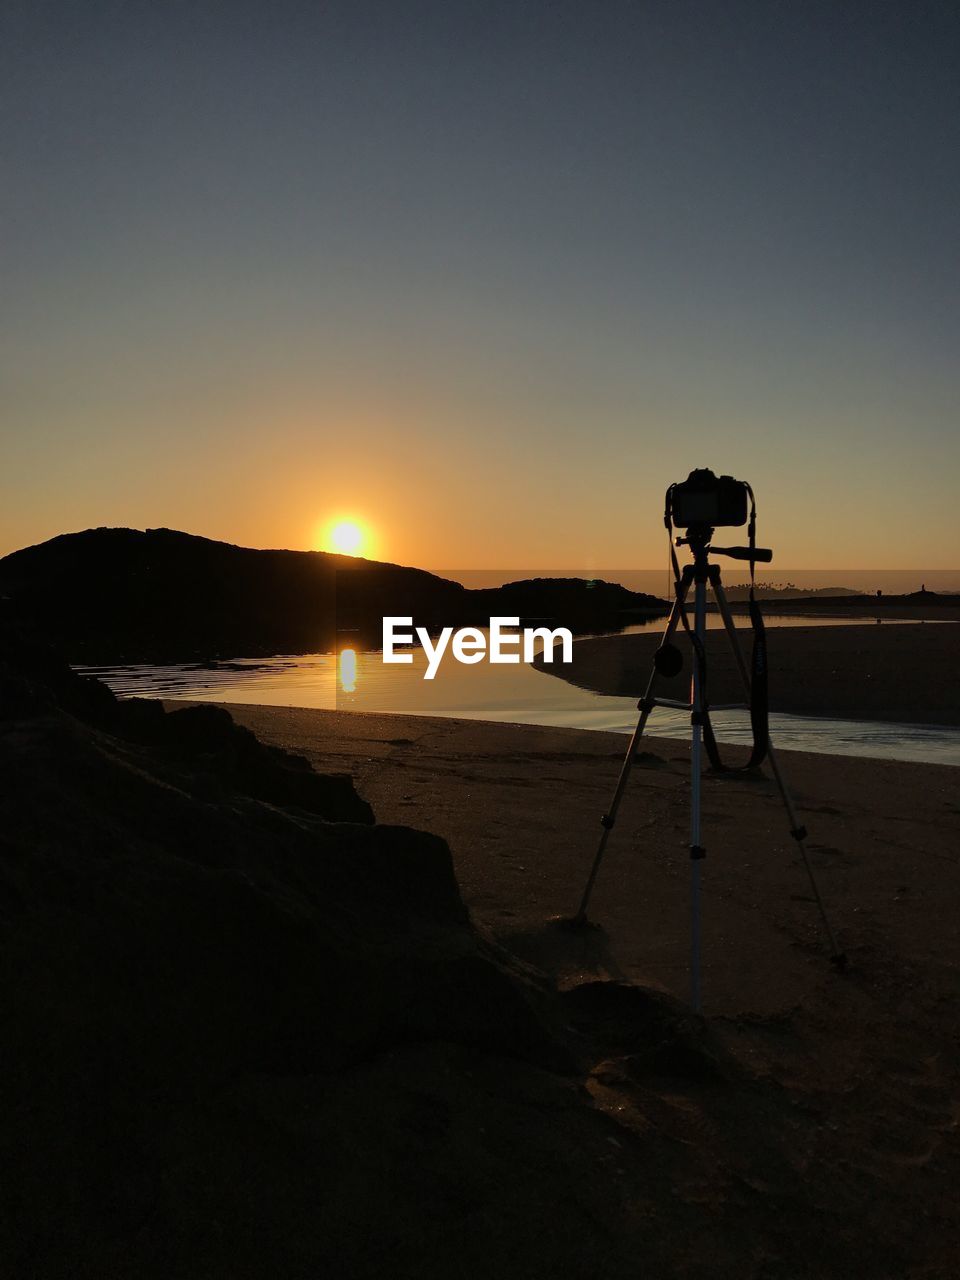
[668,469,749,528]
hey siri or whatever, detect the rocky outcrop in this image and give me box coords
[0,633,575,1275]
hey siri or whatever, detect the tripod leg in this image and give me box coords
[710,577,846,966]
[571,576,692,924]
[689,574,707,1012]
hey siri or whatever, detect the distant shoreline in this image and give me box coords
[433,568,960,593]
[716,595,960,620]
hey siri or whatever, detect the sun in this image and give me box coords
[325,519,366,556]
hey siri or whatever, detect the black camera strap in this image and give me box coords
[663,486,768,772]
[706,482,768,770]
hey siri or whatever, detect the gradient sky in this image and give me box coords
[3,0,958,569]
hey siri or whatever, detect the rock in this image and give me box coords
[0,634,578,1275]
[121,700,375,824]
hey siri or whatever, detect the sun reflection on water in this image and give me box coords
[338,647,357,693]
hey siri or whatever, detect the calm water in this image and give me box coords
[79,616,960,767]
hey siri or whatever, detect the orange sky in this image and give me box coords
[4,376,956,571]
[4,4,958,575]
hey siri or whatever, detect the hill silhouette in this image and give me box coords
[0,528,667,663]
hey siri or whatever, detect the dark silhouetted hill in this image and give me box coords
[0,529,667,662]
[471,576,666,630]
[0,528,468,662]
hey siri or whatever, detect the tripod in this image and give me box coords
[571,524,846,1012]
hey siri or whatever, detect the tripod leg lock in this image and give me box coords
[600,814,614,830]
[790,825,808,842]
[637,695,656,713]
[690,844,706,861]
[690,710,705,726]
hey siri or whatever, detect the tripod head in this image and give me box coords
[675,523,773,568]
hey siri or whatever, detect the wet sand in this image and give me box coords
[534,621,960,725]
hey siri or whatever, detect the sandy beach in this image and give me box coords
[7,633,960,1278]
[221,704,959,1010]
[533,621,960,725]
[211,702,960,1270]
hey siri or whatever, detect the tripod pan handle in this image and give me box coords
[712,546,773,562]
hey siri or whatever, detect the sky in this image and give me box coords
[2,0,958,571]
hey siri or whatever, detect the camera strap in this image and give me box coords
[663,487,768,772]
[703,486,768,770]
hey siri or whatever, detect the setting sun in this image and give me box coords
[323,519,367,556]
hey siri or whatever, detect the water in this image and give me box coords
[79,616,960,767]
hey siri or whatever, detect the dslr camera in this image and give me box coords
[667,468,749,528]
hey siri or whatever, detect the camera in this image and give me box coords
[667,468,749,528]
